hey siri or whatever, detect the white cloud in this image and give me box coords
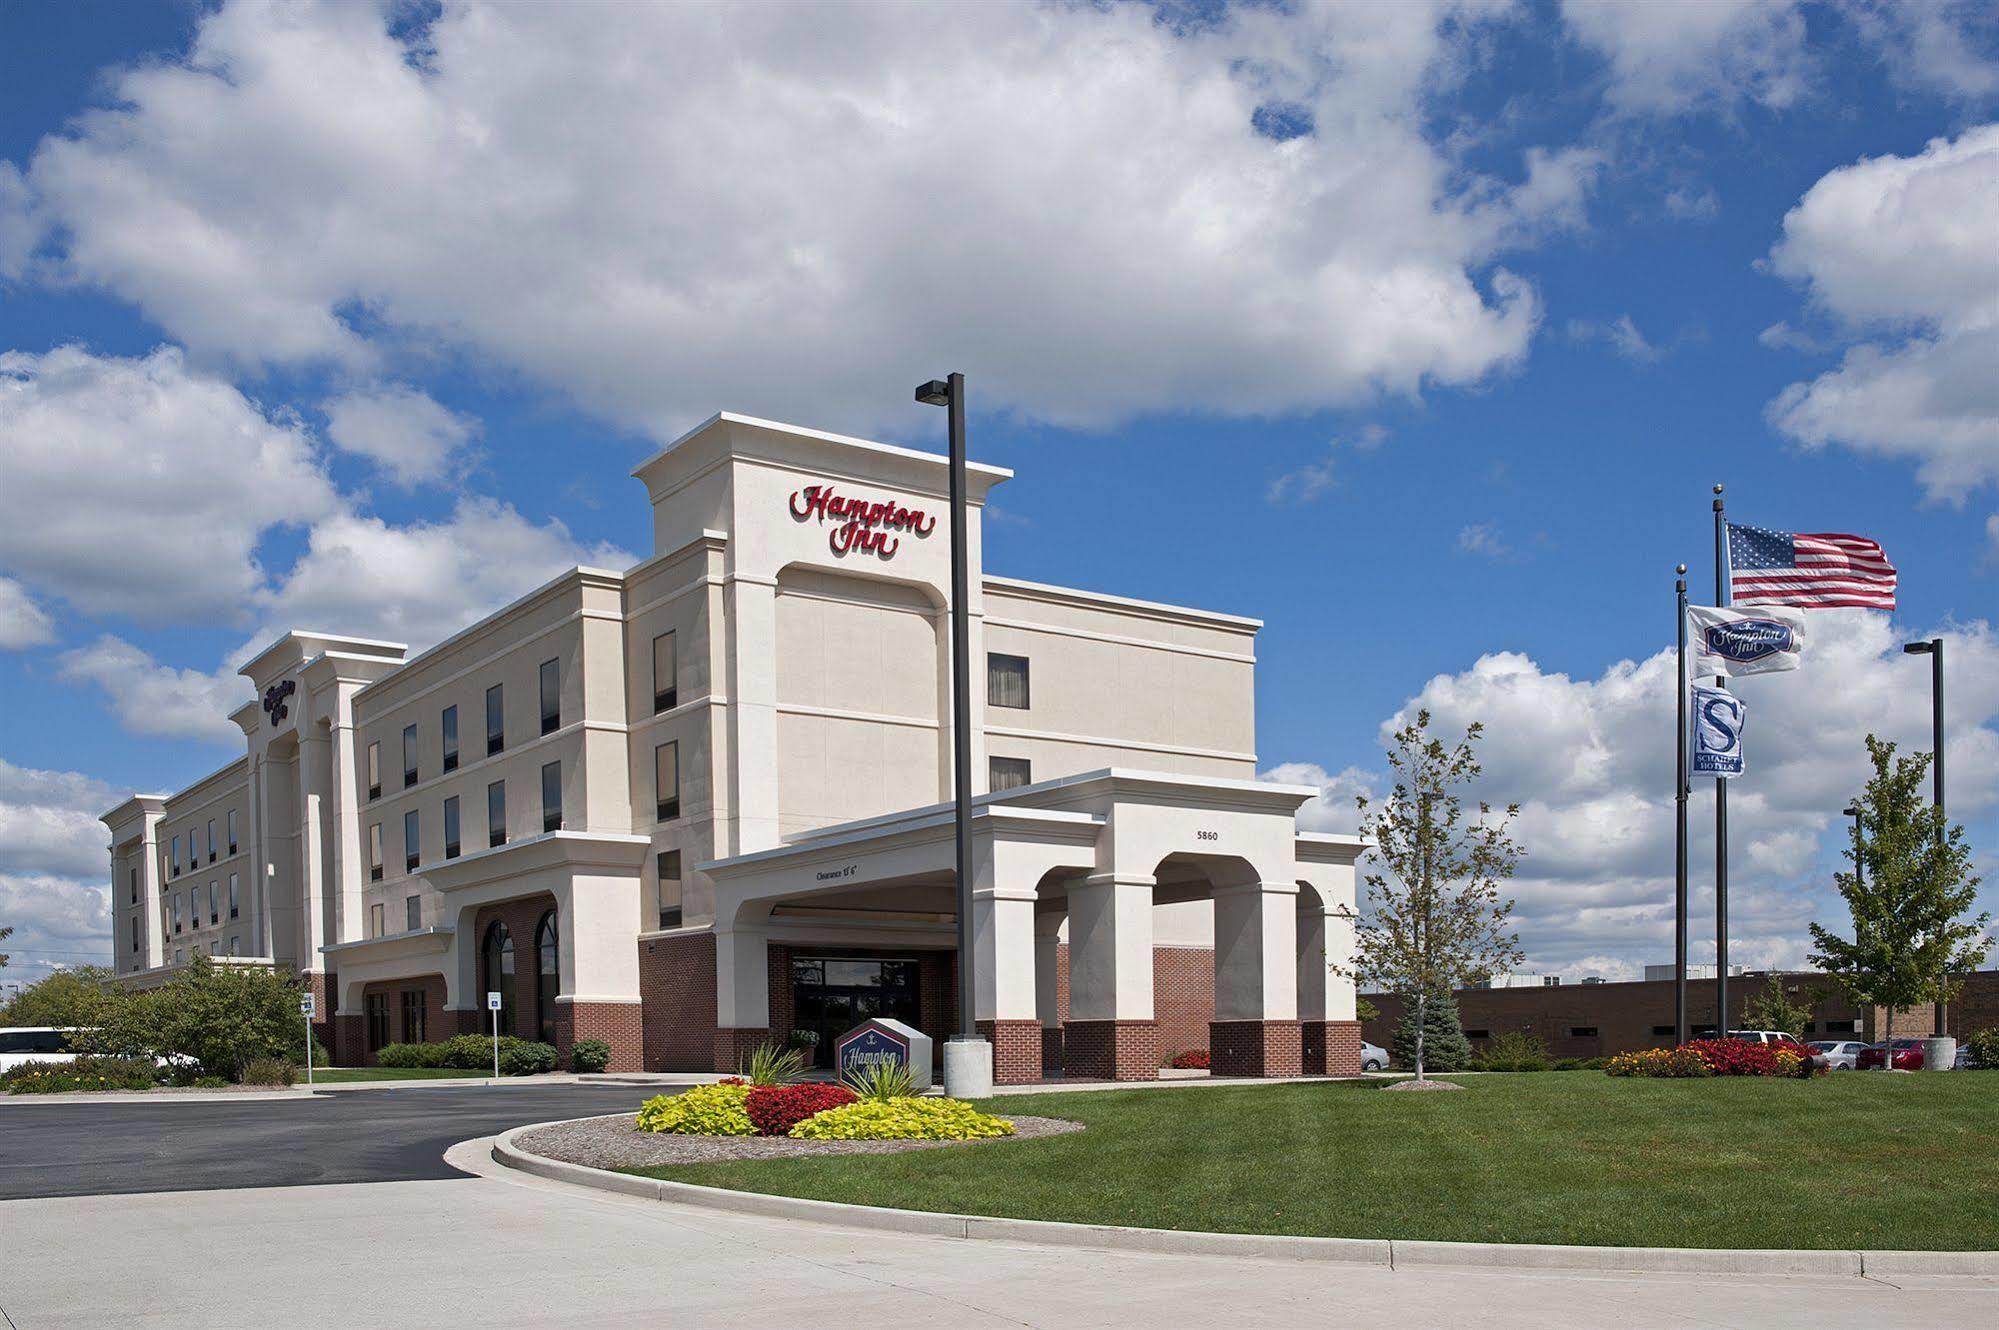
[0,578,55,650]
[59,637,245,746]
[3,1,1549,436]
[1765,125,1999,503]
[1663,184,1720,221]
[0,757,115,879]
[323,385,478,487]
[1331,613,1999,975]
[1560,0,1812,114]
[1756,320,1822,353]
[1851,0,1999,103]
[1567,313,1660,361]
[1457,522,1516,559]
[0,345,340,623]
[1267,425,1389,504]
[1261,761,1378,836]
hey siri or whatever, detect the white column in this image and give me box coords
[555,871,644,1001]
[297,730,331,970]
[1212,881,1300,1022]
[714,927,771,1030]
[139,818,166,969]
[1065,873,1154,1022]
[326,684,365,946]
[1296,888,1329,1022]
[726,576,780,853]
[972,884,1039,1023]
[1034,911,1064,1030]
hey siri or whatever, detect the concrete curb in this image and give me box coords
[486,1118,1999,1278]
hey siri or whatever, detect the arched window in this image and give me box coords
[482,920,514,1036]
[535,910,560,1047]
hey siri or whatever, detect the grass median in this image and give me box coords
[622,1072,1999,1250]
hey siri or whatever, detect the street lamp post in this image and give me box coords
[915,372,993,1098]
[1843,803,1864,889]
[1902,638,1946,1035]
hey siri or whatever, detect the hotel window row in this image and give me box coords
[367,765,565,881]
[365,658,567,803]
[162,875,241,935]
[165,810,239,877]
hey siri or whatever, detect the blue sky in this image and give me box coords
[1,1,1994,983]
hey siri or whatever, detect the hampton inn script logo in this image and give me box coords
[789,484,937,559]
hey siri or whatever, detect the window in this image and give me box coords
[535,911,559,1046]
[402,723,419,788]
[443,795,461,859]
[987,653,1030,709]
[487,780,506,848]
[482,921,515,1036]
[656,851,683,930]
[129,867,138,905]
[654,741,680,821]
[486,684,504,755]
[207,819,217,863]
[369,902,384,938]
[539,658,561,735]
[171,835,180,876]
[228,873,239,920]
[368,823,384,882]
[367,742,381,800]
[541,761,562,833]
[227,808,238,855]
[208,881,218,925]
[406,895,422,932]
[365,993,390,1052]
[652,631,677,712]
[172,894,182,933]
[1542,976,1562,987]
[1570,1026,1599,1038]
[401,988,427,1042]
[131,918,141,954]
[1823,1018,1858,1034]
[989,756,1032,792]
[208,940,218,956]
[1651,1025,1676,1037]
[403,809,420,873]
[175,948,185,966]
[227,936,239,957]
[441,705,459,773]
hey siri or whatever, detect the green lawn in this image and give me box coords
[301,1067,496,1082]
[626,1073,1999,1250]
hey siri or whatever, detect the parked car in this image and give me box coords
[1360,1041,1388,1072]
[1855,1039,1926,1070]
[1726,1029,1814,1058]
[1807,1039,1869,1070]
[0,1027,78,1073]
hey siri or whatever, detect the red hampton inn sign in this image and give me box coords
[789,484,937,559]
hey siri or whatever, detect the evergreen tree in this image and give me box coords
[1742,973,1813,1040]
[1809,736,1989,1066]
[1391,982,1473,1072]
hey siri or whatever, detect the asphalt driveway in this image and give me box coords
[0,1081,678,1199]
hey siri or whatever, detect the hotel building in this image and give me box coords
[102,414,1362,1082]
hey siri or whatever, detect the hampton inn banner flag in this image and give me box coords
[1726,523,1898,610]
[1688,604,1808,678]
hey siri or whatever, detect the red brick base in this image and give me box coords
[1063,1019,1158,1081]
[1209,1019,1302,1077]
[556,1000,644,1072]
[333,1012,365,1068]
[977,1019,1043,1084]
[714,1026,775,1073]
[1040,1025,1064,1075]
[304,971,336,1060]
[1301,1019,1363,1075]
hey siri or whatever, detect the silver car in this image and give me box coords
[1361,1041,1388,1072]
[1807,1039,1868,1070]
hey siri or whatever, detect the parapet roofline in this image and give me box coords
[985,574,1263,631]
[631,411,1015,485]
[237,629,408,682]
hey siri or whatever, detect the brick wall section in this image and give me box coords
[1040,1026,1065,1074]
[333,1012,365,1067]
[348,974,449,1066]
[1210,1019,1302,1077]
[1064,1019,1158,1080]
[714,1025,774,1071]
[304,971,335,1059]
[1154,946,1215,1063]
[471,894,560,1043]
[638,932,719,1071]
[978,1019,1042,1084]
[1949,971,1999,1040]
[557,1001,644,1071]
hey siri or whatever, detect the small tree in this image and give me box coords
[1809,736,1989,1068]
[0,966,119,1028]
[1391,982,1473,1071]
[0,924,11,969]
[1348,710,1524,1081]
[1742,973,1814,1041]
[78,955,310,1081]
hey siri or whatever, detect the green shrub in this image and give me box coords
[570,1039,611,1074]
[1476,1030,1551,1072]
[842,1059,916,1102]
[73,955,309,1081]
[1964,1028,1999,1070]
[498,1041,557,1076]
[1,1055,159,1094]
[375,1041,451,1069]
[738,1041,805,1087]
[240,1057,297,1086]
[1551,1057,1607,1072]
[192,1074,230,1089]
[790,1097,1014,1141]
[0,966,121,1028]
[636,1081,754,1135]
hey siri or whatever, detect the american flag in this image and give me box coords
[1727,523,1897,609]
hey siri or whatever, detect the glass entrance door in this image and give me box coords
[790,956,922,1067]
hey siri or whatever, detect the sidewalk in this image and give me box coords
[0,1069,718,1105]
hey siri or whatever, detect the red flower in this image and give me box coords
[745,1082,859,1136]
[1169,1049,1210,1070]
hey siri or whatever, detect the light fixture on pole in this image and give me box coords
[915,372,993,1099]
[1843,802,1864,889]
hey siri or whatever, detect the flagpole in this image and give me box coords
[1712,485,1730,1036]
[1675,564,1690,1046]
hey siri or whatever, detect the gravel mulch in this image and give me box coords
[518,1110,1083,1168]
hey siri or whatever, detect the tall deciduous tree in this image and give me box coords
[1809,736,1989,1067]
[1349,710,1523,1082]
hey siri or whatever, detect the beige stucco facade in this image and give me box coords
[102,412,1358,1079]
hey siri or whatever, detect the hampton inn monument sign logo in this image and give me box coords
[789,484,938,559]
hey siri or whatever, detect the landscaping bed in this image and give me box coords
[619,1072,1999,1250]
[522,1111,1082,1168]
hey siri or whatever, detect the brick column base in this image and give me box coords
[333,1013,366,1068]
[556,1001,645,1072]
[977,1019,1043,1084]
[1062,1020,1158,1081]
[1301,1019,1363,1075]
[714,1027,775,1074]
[1209,1019,1303,1077]
[1040,1025,1064,1075]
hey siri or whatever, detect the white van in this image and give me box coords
[0,1027,79,1073]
